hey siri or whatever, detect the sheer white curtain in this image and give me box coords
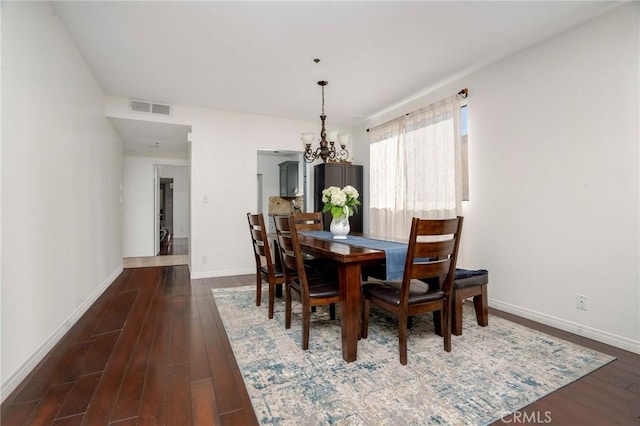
[369,95,462,240]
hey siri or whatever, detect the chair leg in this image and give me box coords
[443,300,452,352]
[433,310,443,336]
[329,303,336,320]
[302,303,311,350]
[285,284,292,329]
[268,281,275,320]
[453,294,464,336]
[361,298,370,338]
[256,273,262,307]
[474,285,488,327]
[407,316,413,329]
[398,313,408,365]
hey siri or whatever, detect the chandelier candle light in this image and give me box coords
[322,185,361,239]
[302,81,350,163]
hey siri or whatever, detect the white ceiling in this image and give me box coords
[52,1,623,154]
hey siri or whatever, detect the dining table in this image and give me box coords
[296,231,408,362]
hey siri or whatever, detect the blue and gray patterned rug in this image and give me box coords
[212,286,614,425]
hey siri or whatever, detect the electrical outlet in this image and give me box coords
[576,294,588,311]
[201,256,207,264]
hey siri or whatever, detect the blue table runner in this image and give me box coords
[300,231,408,280]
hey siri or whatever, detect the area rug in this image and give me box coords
[211,286,614,425]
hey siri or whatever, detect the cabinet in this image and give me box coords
[279,161,299,197]
[314,163,364,233]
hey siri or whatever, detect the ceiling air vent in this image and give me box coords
[151,103,171,115]
[129,99,172,116]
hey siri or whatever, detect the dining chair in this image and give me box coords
[361,216,463,365]
[247,213,284,319]
[273,214,340,350]
[452,269,489,336]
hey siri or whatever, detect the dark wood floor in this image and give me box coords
[1,265,638,425]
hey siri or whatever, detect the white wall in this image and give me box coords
[1,2,124,398]
[159,165,190,238]
[353,3,639,353]
[106,97,319,278]
[122,155,189,257]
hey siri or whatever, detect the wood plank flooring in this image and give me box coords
[1,265,638,425]
[123,237,189,269]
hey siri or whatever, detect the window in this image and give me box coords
[369,95,464,239]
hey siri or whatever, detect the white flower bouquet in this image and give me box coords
[321,185,361,219]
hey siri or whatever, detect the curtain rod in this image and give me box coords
[366,88,468,132]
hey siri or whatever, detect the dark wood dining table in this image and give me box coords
[296,233,386,362]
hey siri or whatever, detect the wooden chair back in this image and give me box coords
[247,213,276,277]
[400,217,463,306]
[291,212,323,231]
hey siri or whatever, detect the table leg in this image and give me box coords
[339,262,362,362]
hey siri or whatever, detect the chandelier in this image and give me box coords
[302,81,349,163]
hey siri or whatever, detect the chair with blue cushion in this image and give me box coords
[452,269,489,336]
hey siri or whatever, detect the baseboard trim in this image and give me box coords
[490,298,640,355]
[0,265,124,403]
[190,267,254,279]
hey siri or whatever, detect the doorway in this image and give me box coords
[156,165,189,256]
[256,150,307,233]
[159,178,174,254]
[115,117,192,266]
